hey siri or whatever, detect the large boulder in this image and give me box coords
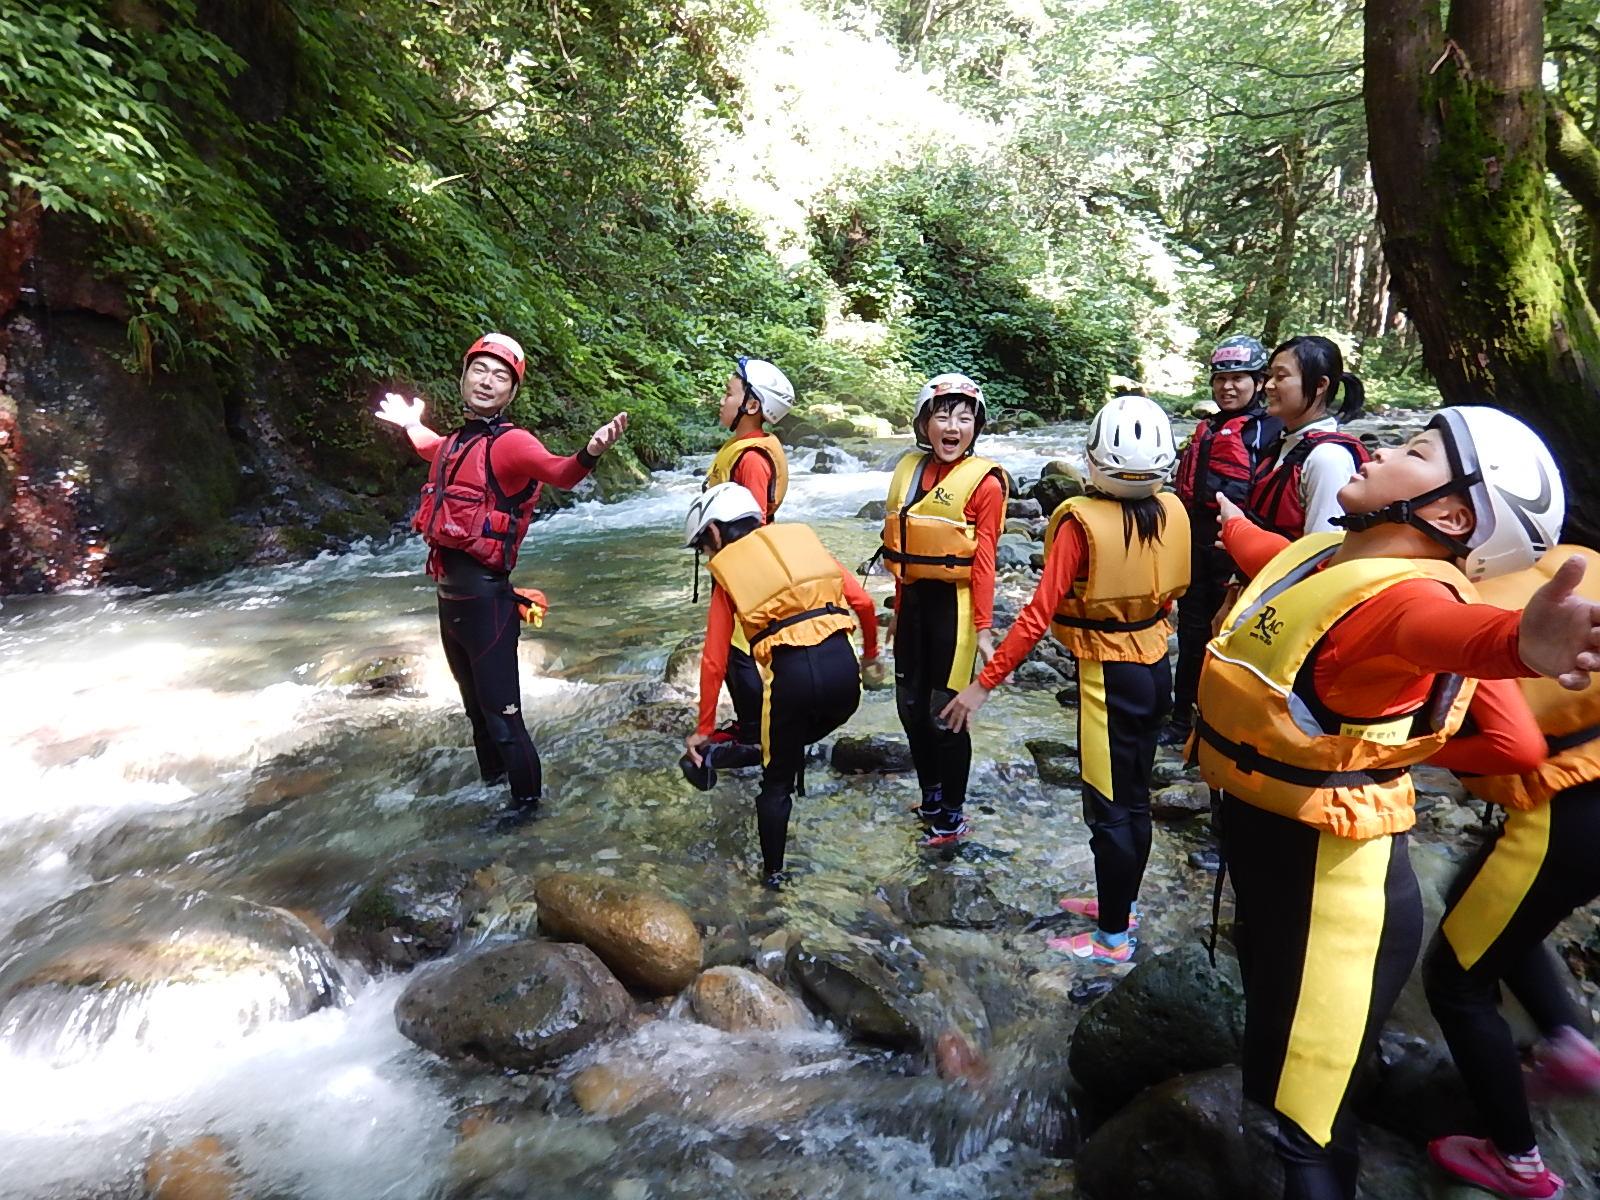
[855,499,887,521]
[1031,468,1083,515]
[831,734,915,774]
[1007,498,1043,520]
[787,936,924,1050]
[882,871,1027,929]
[534,873,702,995]
[995,534,1035,571]
[332,858,481,971]
[688,965,808,1032]
[395,940,630,1070]
[810,447,853,474]
[1076,1066,1249,1200]
[1070,943,1245,1114]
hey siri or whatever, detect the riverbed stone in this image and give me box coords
[883,870,1027,929]
[394,940,630,1070]
[855,498,887,521]
[996,534,1035,570]
[688,965,808,1032]
[534,872,702,995]
[1150,781,1212,820]
[1076,1065,1249,1200]
[1025,738,1078,787]
[664,633,704,692]
[811,446,852,473]
[333,857,481,972]
[787,937,924,1049]
[1031,470,1083,514]
[1069,943,1245,1114]
[830,734,915,774]
[1007,498,1043,520]
[145,1135,241,1200]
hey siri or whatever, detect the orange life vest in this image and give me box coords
[705,433,788,518]
[880,453,1006,584]
[1194,533,1479,839]
[1042,494,1190,664]
[707,524,856,664]
[1463,545,1600,811]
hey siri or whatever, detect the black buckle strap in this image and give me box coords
[1193,717,1410,789]
[880,547,975,570]
[1547,721,1600,754]
[1051,604,1171,634]
[749,604,852,648]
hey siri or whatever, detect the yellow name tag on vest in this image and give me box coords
[1339,717,1410,745]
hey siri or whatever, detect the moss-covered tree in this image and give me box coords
[1365,0,1600,543]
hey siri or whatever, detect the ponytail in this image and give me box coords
[1271,335,1363,424]
[1335,372,1365,423]
[1120,495,1167,549]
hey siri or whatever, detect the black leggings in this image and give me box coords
[1424,781,1600,1155]
[1221,795,1422,1200]
[1173,539,1231,720]
[726,643,764,745]
[1075,657,1170,934]
[757,631,861,875]
[894,580,978,817]
[437,590,541,805]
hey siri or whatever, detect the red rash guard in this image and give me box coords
[1221,517,1543,776]
[696,564,879,736]
[892,461,1006,631]
[728,433,777,522]
[977,518,1088,688]
[412,423,594,493]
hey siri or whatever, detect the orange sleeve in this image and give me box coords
[838,563,879,659]
[966,473,1005,630]
[978,518,1085,688]
[696,587,735,736]
[731,449,776,521]
[1221,515,1290,580]
[1427,677,1546,776]
[1327,582,1532,680]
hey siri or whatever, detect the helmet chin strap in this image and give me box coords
[1330,470,1480,557]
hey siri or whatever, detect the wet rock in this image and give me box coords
[534,873,702,995]
[1150,782,1212,820]
[663,634,704,693]
[1070,943,1245,1114]
[145,1135,241,1200]
[883,871,1027,929]
[855,498,887,521]
[811,447,852,474]
[830,734,914,774]
[394,941,629,1070]
[1076,1065,1249,1200]
[996,534,1035,571]
[754,928,795,981]
[0,880,348,1058]
[1413,765,1467,806]
[315,645,421,694]
[1031,470,1083,515]
[333,858,482,972]
[688,965,808,1032]
[787,937,924,1050]
[570,1059,665,1116]
[1007,498,1043,520]
[1004,518,1036,539]
[1012,660,1066,690]
[934,1027,991,1084]
[1025,738,1079,787]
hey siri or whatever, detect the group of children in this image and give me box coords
[383,332,1600,1200]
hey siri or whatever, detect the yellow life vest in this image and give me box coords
[705,433,788,518]
[707,523,856,663]
[1194,532,1479,840]
[1462,545,1600,812]
[1042,494,1190,664]
[880,453,1006,584]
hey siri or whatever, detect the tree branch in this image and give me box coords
[1549,105,1600,227]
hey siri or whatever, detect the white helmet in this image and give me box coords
[684,482,763,549]
[736,357,794,423]
[1085,395,1176,499]
[914,373,987,448]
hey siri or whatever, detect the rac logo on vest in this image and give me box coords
[1249,604,1285,645]
[932,486,955,506]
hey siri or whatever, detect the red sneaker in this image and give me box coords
[919,819,971,848]
[1428,1136,1564,1199]
[1046,930,1134,965]
[1533,1027,1600,1097]
[1056,896,1140,932]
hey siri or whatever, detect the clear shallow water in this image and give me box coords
[0,420,1360,1199]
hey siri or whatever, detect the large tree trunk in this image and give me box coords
[1260,138,1306,347]
[1365,0,1600,546]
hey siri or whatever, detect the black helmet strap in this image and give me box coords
[1330,469,1481,557]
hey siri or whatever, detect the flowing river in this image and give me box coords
[0,423,1391,1200]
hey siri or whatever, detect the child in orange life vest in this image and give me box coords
[1248,335,1369,538]
[695,358,794,767]
[680,483,881,889]
[943,395,1189,963]
[375,333,627,816]
[1197,407,1598,1200]
[879,373,1007,847]
[1421,545,1600,1200]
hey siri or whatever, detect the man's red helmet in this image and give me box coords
[462,332,526,383]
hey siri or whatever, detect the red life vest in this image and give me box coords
[413,426,541,574]
[1247,429,1368,538]
[1175,410,1262,510]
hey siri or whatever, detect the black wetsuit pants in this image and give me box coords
[437,589,541,806]
[757,631,861,876]
[726,644,764,745]
[1221,795,1422,1200]
[1075,657,1169,934]
[1172,538,1231,723]
[894,579,978,825]
[1425,781,1600,1155]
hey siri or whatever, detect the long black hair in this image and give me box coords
[1120,496,1167,549]
[1271,335,1364,423]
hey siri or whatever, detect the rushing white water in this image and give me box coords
[0,425,1104,1200]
